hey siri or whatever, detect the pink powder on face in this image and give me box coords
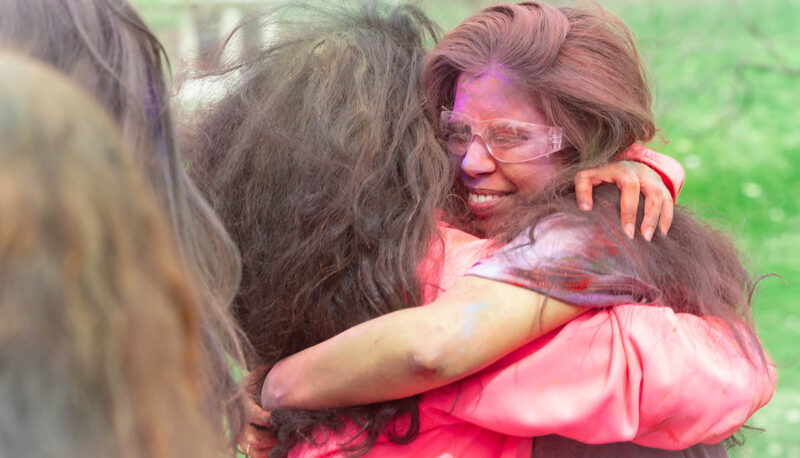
[452,66,563,232]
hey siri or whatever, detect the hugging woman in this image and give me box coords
[188,1,775,457]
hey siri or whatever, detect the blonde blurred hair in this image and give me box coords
[0,0,249,445]
[0,53,219,458]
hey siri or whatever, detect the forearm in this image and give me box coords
[262,305,444,410]
[262,276,584,410]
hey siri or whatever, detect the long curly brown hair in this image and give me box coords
[186,1,450,455]
[0,53,219,458]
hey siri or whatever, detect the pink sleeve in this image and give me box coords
[421,305,776,448]
[618,144,685,202]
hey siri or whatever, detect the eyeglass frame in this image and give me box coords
[439,110,567,164]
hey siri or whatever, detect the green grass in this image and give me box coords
[133,0,800,455]
[595,2,800,455]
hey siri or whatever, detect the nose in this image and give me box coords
[460,134,497,178]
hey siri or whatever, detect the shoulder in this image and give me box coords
[499,211,605,262]
[420,221,498,301]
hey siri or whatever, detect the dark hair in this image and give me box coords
[186,1,448,455]
[510,186,766,365]
[0,0,248,447]
[0,53,219,458]
[425,2,765,364]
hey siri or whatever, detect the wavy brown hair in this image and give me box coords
[425,1,655,168]
[424,2,765,364]
[0,53,219,458]
[186,1,450,455]
[424,1,658,231]
[0,0,248,446]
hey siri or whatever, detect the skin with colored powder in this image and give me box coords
[205,2,771,457]
[250,2,771,457]
[454,66,567,233]
[460,302,485,342]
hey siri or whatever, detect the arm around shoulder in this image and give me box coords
[262,275,584,410]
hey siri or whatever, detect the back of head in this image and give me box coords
[190,0,446,366]
[0,0,248,442]
[188,0,446,452]
[0,53,218,458]
[506,185,766,369]
[424,1,655,173]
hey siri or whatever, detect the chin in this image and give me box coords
[475,201,520,237]
[473,212,501,237]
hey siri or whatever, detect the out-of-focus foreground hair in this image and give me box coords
[0,53,219,458]
[186,0,448,454]
[0,0,248,445]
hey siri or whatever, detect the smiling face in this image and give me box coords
[452,66,566,233]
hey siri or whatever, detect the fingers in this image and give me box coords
[239,435,276,458]
[574,163,638,238]
[638,186,675,241]
[238,423,277,458]
[638,184,662,242]
[574,161,677,241]
[573,170,595,211]
[244,395,272,427]
[634,163,674,240]
[616,173,640,240]
[238,367,277,457]
[658,191,674,236]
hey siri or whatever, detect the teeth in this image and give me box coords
[469,193,502,203]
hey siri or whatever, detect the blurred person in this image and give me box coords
[190,1,773,457]
[0,53,221,458]
[0,0,248,448]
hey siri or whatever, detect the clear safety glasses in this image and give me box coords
[440,111,566,163]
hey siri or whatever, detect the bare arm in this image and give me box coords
[262,276,584,410]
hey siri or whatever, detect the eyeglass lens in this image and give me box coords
[441,112,563,163]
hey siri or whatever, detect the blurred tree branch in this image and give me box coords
[693,0,800,135]
[729,0,800,77]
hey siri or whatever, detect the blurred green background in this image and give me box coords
[131,0,799,456]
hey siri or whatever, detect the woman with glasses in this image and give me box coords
[196,2,774,457]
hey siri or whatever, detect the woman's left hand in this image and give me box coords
[237,397,276,458]
[574,161,673,241]
[238,368,277,458]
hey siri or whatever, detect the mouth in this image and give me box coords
[466,188,514,217]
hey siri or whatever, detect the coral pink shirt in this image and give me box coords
[288,148,774,456]
[290,223,775,457]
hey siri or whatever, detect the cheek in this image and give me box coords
[502,162,562,196]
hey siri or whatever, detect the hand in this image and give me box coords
[574,161,674,241]
[238,368,277,457]
[237,397,276,457]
